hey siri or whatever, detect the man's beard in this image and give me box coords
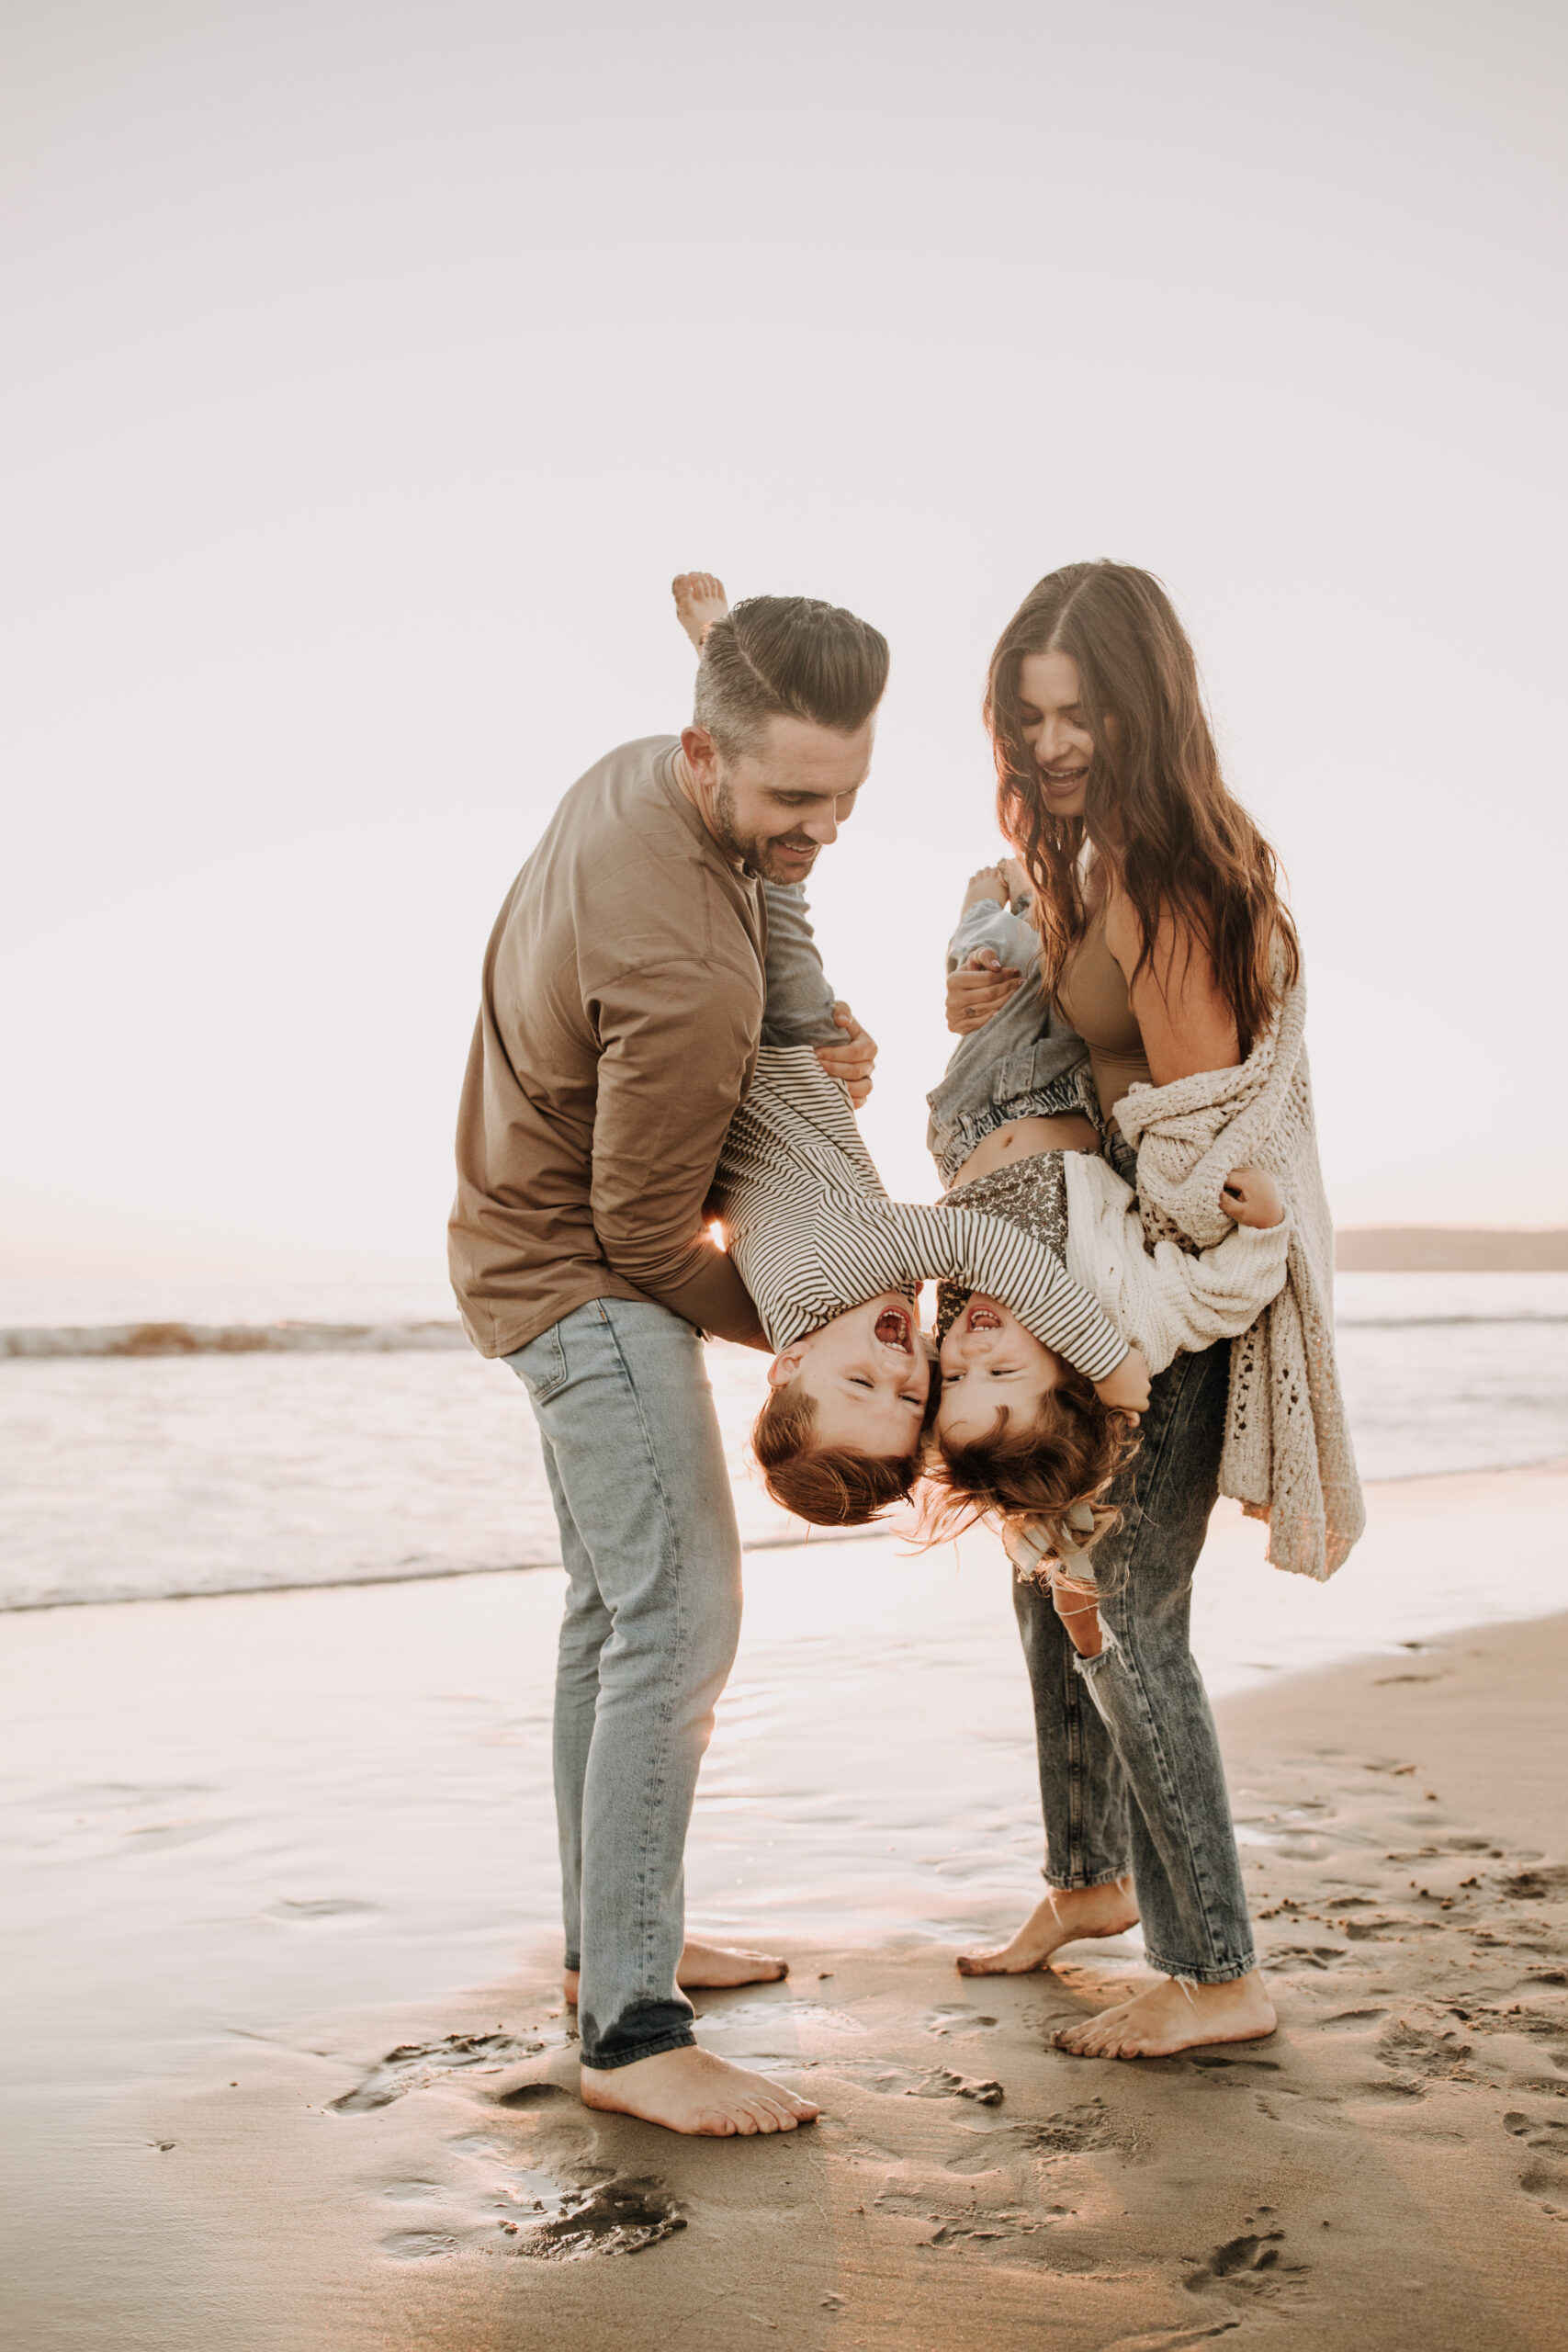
[712,784,818,885]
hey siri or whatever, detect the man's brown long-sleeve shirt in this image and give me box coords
[448,737,770,1357]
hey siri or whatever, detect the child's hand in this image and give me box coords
[946,947,1022,1035]
[1093,1348,1150,1416]
[1221,1166,1285,1229]
[814,1002,877,1106]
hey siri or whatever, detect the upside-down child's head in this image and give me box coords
[752,1292,940,1527]
[928,1294,1138,1550]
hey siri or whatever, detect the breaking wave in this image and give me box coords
[0,1319,469,1360]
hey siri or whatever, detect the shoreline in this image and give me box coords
[6,1453,1566,1616]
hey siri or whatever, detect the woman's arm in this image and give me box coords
[1102,890,1240,1082]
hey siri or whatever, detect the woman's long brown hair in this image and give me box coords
[986,561,1299,1054]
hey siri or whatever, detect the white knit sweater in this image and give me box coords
[1114,976,1365,1583]
[1062,1151,1290,1376]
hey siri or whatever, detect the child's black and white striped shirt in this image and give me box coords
[711,1047,1127,1378]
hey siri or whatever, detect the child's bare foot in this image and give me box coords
[957,1876,1138,1975]
[960,863,1010,914]
[580,2045,818,2136]
[672,571,729,650]
[564,1938,786,2007]
[1055,1969,1277,2060]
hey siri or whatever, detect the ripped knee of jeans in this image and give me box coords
[1071,1620,1121,1706]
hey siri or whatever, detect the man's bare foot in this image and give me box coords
[957,1876,1138,1975]
[580,2044,818,2136]
[672,571,729,650]
[563,1938,786,2007]
[1055,1968,1277,2060]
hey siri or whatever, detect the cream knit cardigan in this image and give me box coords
[1112,977,1365,1583]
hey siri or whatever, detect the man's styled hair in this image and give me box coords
[694,595,890,757]
[750,1381,920,1528]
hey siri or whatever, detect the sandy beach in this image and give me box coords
[5,1464,1566,2350]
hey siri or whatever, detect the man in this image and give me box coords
[449,592,888,2136]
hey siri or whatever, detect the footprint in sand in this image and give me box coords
[1375,2019,1473,2079]
[501,2173,686,2260]
[1498,1867,1568,1902]
[1183,2224,1310,2299]
[1504,2109,1568,2150]
[811,2057,1004,2104]
[923,2004,1001,2037]
[441,2126,687,2261]
[1017,2098,1138,2155]
[331,2031,543,2113]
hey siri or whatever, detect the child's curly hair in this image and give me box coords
[751,1377,936,1529]
[922,1363,1140,1575]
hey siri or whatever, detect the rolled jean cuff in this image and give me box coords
[1137,1944,1258,1986]
[1043,1863,1130,1894]
[579,2026,696,2074]
[564,1951,581,1972]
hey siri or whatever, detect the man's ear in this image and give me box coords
[767,1347,806,1389]
[681,724,720,792]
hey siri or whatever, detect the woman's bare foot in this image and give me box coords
[1055,1968,1277,2060]
[563,1938,786,2007]
[671,571,729,650]
[957,1876,1138,1976]
[580,2045,818,2136]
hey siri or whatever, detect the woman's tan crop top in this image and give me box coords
[1055,911,1153,1128]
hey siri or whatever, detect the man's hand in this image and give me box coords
[814,1002,877,1107]
[1093,1347,1150,1417]
[1220,1166,1286,1229]
[946,946,1022,1035]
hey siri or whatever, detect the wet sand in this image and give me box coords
[5,1466,1567,2348]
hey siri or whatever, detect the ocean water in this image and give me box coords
[1,1272,1564,1613]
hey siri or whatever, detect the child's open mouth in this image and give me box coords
[965,1306,1004,1332]
[874,1307,914,1354]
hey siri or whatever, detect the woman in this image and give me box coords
[950,560,1347,2063]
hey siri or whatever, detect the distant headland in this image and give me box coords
[1336,1228,1568,1272]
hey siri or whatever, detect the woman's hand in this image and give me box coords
[946,947,1022,1035]
[1093,1347,1150,1416]
[814,1002,877,1107]
[1221,1166,1285,1229]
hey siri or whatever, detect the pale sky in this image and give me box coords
[4,0,1564,1279]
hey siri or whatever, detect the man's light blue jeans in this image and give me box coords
[505,1297,743,2069]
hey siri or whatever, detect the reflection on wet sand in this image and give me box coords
[3,1464,1566,2345]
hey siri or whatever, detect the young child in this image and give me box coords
[925,863,1288,1645]
[710,1041,1148,1524]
